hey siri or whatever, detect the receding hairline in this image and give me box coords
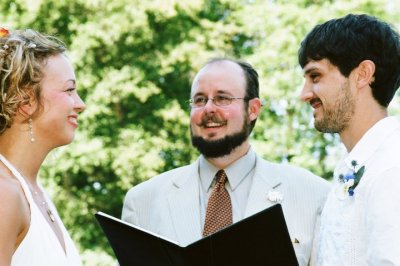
[190,60,247,96]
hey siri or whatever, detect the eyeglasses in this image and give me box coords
[188,95,248,108]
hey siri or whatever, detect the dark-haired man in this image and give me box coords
[299,14,400,265]
[123,58,330,265]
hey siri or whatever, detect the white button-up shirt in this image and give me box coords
[317,117,400,265]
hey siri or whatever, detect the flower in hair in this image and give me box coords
[0,27,9,37]
[338,160,365,196]
[27,43,36,48]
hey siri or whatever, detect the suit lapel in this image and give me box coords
[167,161,202,246]
[166,156,285,244]
[244,157,282,217]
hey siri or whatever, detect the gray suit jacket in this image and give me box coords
[122,154,330,266]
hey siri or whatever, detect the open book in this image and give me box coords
[95,204,299,266]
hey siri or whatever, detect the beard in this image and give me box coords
[191,115,251,158]
[314,80,355,133]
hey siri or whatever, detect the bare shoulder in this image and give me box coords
[0,168,25,213]
[0,168,30,263]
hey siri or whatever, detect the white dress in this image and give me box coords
[0,154,82,266]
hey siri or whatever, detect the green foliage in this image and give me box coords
[2,0,399,263]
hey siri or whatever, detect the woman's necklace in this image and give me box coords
[0,154,58,224]
[31,188,56,223]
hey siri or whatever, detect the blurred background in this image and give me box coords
[1,0,399,264]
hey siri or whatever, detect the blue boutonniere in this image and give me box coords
[338,160,365,196]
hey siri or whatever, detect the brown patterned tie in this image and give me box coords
[203,169,232,237]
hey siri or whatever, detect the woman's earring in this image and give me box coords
[29,117,35,143]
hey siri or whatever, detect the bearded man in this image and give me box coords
[122,58,330,265]
[299,14,400,265]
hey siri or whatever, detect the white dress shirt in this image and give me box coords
[317,117,400,265]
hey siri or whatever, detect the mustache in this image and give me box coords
[199,114,227,127]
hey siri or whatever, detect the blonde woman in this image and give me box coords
[0,27,85,265]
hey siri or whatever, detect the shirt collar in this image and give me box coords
[343,116,400,171]
[199,147,257,192]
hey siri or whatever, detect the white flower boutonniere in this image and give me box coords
[267,190,284,203]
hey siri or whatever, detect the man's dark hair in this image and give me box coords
[206,58,260,132]
[298,14,400,107]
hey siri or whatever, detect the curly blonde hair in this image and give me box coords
[0,29,66,133]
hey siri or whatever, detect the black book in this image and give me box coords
[95,204,299,266]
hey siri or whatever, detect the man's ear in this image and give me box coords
[356,60,375,89]
[248,98,262,121]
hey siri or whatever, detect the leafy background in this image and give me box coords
[1,0,399,264]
